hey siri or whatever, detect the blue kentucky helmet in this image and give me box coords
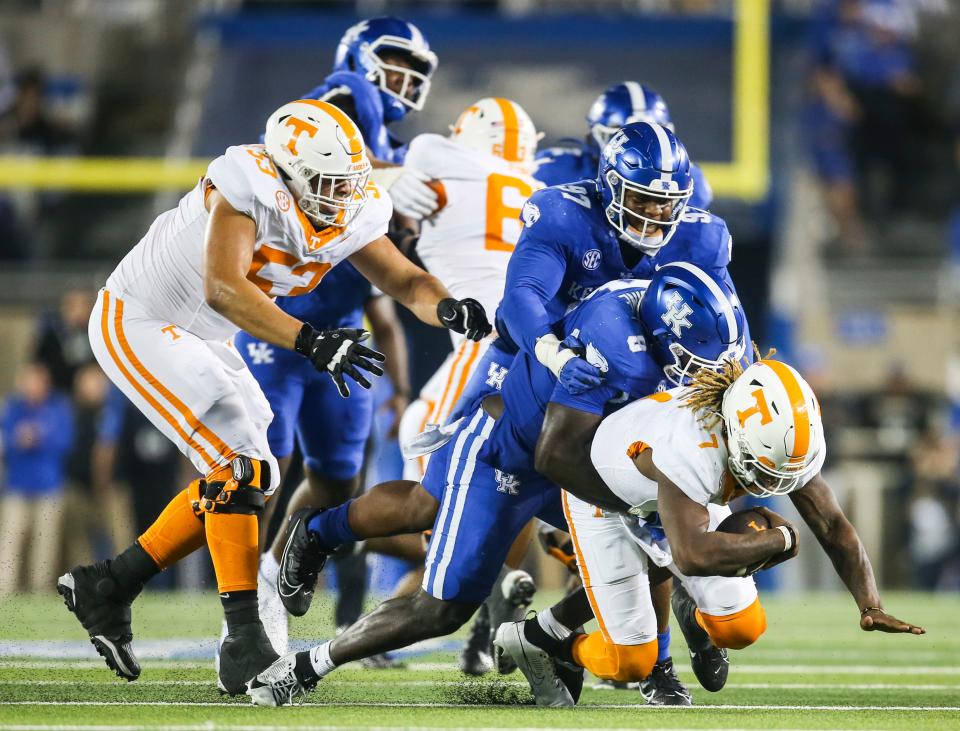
[586,81,673,150]
[639,262,747,387]
[598,121,693,252]
[334,17,438,122]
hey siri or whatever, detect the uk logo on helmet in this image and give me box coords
[661,291,693,337]
[582,248,602,270]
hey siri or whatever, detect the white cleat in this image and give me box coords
[246,651,317,707]
[492,620,573,708]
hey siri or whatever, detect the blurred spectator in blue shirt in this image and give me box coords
[0,362,74,595]
[805,0,924,256]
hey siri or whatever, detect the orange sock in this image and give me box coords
[138,478,207,570]
[202,463,263,594]
[571,632,658,682]
[696,597,767,650]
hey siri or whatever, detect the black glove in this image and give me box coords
[294,325,385,398]
[437,298,492,342]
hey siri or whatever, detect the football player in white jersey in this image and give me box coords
[496,358,924,707]
[56,98,491,696]
[391,97,542,673]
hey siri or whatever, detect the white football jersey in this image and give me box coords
[590,388,826,512]
[407,134,541,344]
[106,144,391,341]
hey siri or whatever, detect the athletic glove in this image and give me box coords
[388,168,440,219]
[437,298,492,342]
[534,333,604,395]
[294,325,386,398]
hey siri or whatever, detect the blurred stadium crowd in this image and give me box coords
[0,0,958,597]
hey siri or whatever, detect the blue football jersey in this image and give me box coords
[534,141,713,209]
[304,71,407,163]
[274,261,372,331]
[481,282,666,477]
[495,179,733,356]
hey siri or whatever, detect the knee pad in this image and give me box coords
[697,597,767,650]
[572,633,658,682]
[196,456,271,516]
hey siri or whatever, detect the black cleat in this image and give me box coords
[459,603,493,676]
[639,658,693,705]
[672,583,729,692]
[277,508,328,617]
[218,622,280,696]
[57,563,141,681]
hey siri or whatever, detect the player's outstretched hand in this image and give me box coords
[295,325,386,398]
[437,297,492,341]
[860,608,925,635]
[558,357,603,395]
[389,168,439,220]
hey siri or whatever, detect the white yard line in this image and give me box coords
[1,679,959,691]
[0,701,958,711]
[0,726,868,731]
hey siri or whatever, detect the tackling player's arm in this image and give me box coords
[790,474,924,634]
[349,235,490,340]
[536,401,629,513]
[653,460,791,576]
[203,189,304,349]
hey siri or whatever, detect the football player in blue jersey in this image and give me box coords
[235,262,416,663]
[246,17,441,661]
[437,120,742,447]
[534,81,713,211]
[245,263,749,707]
[302,17,444,221]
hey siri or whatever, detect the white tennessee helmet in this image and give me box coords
[264,99,372,228]
[721,359,824,497]
[449,97,540,173]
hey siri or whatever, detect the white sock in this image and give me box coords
[537,608,572,641]
[308,640,337,679]
[259,552,280,585]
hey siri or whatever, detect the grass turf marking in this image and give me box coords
[1,702,958,711]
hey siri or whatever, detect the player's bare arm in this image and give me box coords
[535,402,629,513]
[653,459,792,577]
[203,189,304,349]
[790,474,925,635]
[349,235,491,339]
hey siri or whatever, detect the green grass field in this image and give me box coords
[0,590,957,730]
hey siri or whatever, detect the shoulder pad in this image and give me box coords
[206,145,280,219]
[672,207,732,267]
[405,134,476,179]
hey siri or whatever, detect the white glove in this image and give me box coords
[388,168,440,220]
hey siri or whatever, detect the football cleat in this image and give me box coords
[639,658,693,706]
[459,603,493,676]
[247,651,319,707]
[277,508,329,617]
[488,569,537,674]
[493,620,574,707]
[671,583,729,692]
[57,563,141,681]
[218,622,280,697]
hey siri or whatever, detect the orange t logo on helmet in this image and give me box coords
[736,388,773,428]
[283,117,319,156]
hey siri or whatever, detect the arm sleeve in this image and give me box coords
[500,212,568,354]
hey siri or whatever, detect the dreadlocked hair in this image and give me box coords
[680,344,774,428]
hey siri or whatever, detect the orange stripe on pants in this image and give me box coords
[99,291,219,471]
[113,297,237,465]
[561,490,612,642]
